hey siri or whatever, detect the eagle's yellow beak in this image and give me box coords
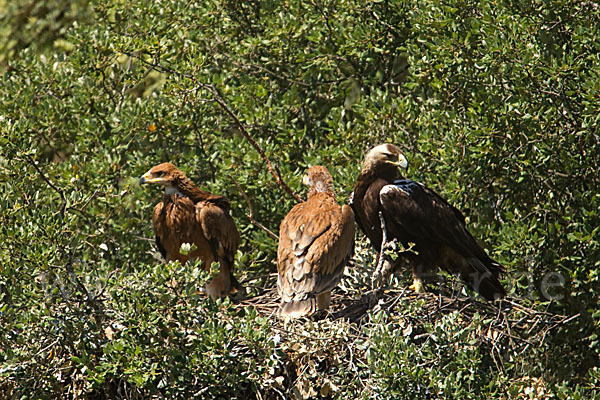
[390,154,408,169]
[139,170,162,185]
[302,174,310,186]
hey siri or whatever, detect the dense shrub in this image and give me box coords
[1,0,598,398]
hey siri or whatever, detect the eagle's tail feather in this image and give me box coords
[279,292,331,318]
[279,298,317,318]
[463,257,506,300]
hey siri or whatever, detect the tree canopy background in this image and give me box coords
[1,0,599,398]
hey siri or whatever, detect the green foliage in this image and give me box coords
[87,262,277,398]
[1,0,599,398]
[364,308,498,399]
[0,0,91,65]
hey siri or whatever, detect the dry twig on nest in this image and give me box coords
[235,283,576,355]
[233,281,577,398]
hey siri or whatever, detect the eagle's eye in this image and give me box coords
[155,171,164,177]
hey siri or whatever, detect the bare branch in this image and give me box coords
[201,84,302,203]
[228,173,279,241]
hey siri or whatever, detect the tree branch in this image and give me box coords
[23,154,67,218]
[228,174,278,241]
[200,83,302,203]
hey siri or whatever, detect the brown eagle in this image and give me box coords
[277,166,355,318]
[140,162,240,298]
[350,144,506,300]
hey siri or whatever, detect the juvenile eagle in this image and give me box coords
[351,144,506,300]
[140,162,240,298]
[277,166,355,318]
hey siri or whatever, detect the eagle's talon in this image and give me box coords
[409,278,425,294]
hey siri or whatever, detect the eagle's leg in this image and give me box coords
[378,241,399,282]
[409,263,426,294]
[371,211,396,289]
[378,250,424,293]
[316,291,331,311]
[205,264,232,299]
[372,211,391,289]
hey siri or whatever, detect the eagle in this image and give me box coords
[139,162,241,298]
[350,144,506,300]
[277,166,355,318]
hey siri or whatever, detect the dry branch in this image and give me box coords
[201,84,303,203]
[235,282,577,364]
[228,173,279,241]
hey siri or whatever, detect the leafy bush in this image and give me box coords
[1,0,599,398]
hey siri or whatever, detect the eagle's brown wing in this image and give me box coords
[152,201,168,260]
[277,194,355,315]
[196,201,240,265]
[152,196,199,263]
[196,200,241,297]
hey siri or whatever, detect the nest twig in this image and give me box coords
[235,280,576,366]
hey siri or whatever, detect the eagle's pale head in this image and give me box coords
[302,165,334,195]
[139,162,186,190]
[363,143,408,172]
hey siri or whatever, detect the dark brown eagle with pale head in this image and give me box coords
[277,166,355,318]
[140,162,241,298]
[351,144,506,300]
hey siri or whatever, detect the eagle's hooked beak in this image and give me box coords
[302,165,313,186]
[139,170,162,185]
[302,174,310,186]
[390,154,408,170]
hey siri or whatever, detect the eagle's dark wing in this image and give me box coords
[379,180,505,299]
[379,181,468,252]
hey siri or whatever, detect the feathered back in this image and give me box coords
[277,166,355,317]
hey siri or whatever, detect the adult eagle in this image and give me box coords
[277,166,355,318]
[351,144,506,300]
[140,162,240,298]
